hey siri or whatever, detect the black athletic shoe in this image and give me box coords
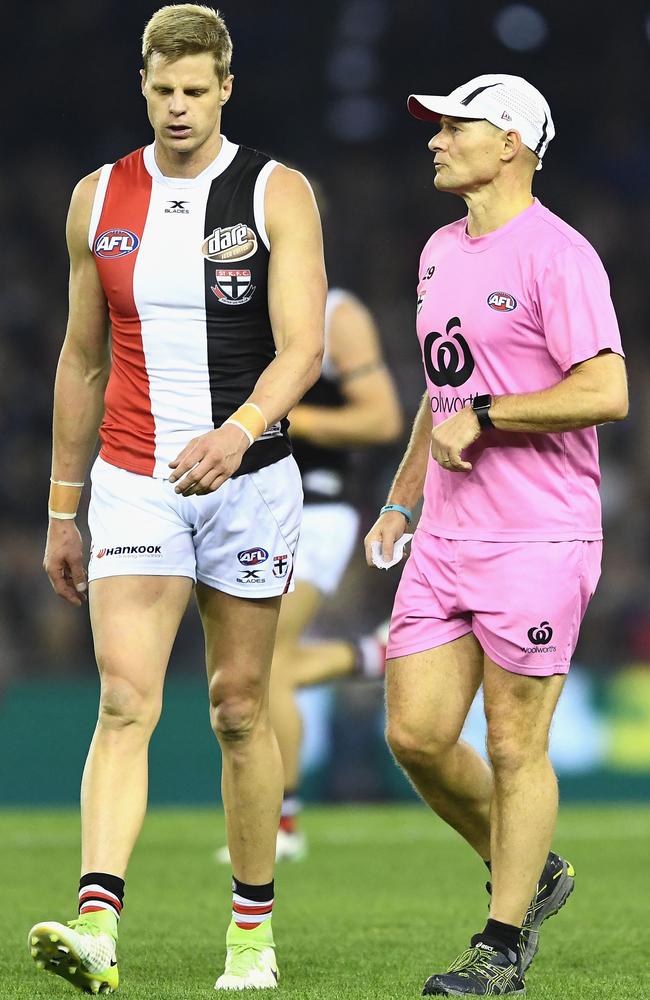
[485,851,575,974]
[422,938,525,996]
[518,852,575,974]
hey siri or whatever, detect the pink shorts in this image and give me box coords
[387,530,602,676]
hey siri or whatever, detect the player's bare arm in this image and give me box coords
[288,294,403,446]
[44,171,111,607]
[430,350,628,473]
[169,166,326,496]
[364,391,431,566]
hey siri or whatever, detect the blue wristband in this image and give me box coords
[380,504,413,524]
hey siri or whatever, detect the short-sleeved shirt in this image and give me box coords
[416,198,623,542]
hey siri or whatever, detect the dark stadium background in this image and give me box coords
[2,0,649,803]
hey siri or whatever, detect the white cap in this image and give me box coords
[408,74,554,170]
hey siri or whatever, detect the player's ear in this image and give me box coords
[140,68,146,95]
[220,73,234,106]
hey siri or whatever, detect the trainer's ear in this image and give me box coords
[502,129,523,163]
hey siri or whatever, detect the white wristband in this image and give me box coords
[223,418,254,447]
[48,510,77,520]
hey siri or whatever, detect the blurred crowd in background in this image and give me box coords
[1,0,648,695]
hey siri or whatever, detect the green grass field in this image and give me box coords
[3,804,649,999]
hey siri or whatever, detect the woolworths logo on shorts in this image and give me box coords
[95,545,162,559]
[521,621,556,654]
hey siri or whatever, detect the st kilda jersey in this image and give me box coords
[89,135,290,478]
[291,289,351,505]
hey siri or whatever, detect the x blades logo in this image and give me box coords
[165,200,189,214]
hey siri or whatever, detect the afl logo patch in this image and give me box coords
[238,547,269,566]
[94,229,140,258]
[202,223,258,262]
[487,291,517,312]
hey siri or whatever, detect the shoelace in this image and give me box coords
[225,943,267,977]
[66,918,104,936]
[447,946,516,984]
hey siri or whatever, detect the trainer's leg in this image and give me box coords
[269,581,355,790]
[386,634,493,859]
[483,656,565,926]
[83,575,193,875]
[198,586,283,884]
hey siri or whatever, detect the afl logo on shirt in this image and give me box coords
[202,223,258,262]
[487,291,517,312]
[94,229,140,258]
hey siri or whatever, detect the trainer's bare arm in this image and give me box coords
[364,392,431,567]
[430,350,628,472]
[288,294,403,447]
[43,172,111,606]
[169,166,326,496]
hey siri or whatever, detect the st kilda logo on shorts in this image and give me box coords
[487,291,517,312]
[202,223,258,262]
[423,316,475,388]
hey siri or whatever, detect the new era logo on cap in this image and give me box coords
[407,73,555,170]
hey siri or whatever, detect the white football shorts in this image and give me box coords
[87,454,303,598]
[294,503,360,595]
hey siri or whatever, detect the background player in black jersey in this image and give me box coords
[31,5,325,994]
[215,285,403,864]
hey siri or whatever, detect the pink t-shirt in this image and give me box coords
[416,198,623,541]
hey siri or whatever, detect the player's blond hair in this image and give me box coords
[142,4,232,82]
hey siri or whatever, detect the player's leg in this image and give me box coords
[29,573,193,995]
[82,575,193,873]
[385,633,493,860]
[193,454,303,989]
[198,586,282,989]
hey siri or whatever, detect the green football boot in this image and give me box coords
[215,918,278,990]
[28,909,119,994]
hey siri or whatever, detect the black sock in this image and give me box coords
[78,872,125,920]
[478,918,520,957]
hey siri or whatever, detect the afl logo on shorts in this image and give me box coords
[487,291,517,312]
[238,547,269,566]
[202,223,258,262]
[94,229,140,258]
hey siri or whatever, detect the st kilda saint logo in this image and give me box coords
[423,316,475,388]
[527,621,553,645]
[211,268,256,306]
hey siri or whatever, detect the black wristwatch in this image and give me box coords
[471,393,494,430]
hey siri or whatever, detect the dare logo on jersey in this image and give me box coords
[94,228,140,258]
[238,547,269,566]
[202,223,258,262]
[487,291,517,312]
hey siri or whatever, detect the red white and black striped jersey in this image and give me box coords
[89,135,291,479]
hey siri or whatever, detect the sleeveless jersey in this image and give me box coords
[291,288,351,505]
[89,136,291,479]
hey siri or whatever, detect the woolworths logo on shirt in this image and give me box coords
[423,316,475,388]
